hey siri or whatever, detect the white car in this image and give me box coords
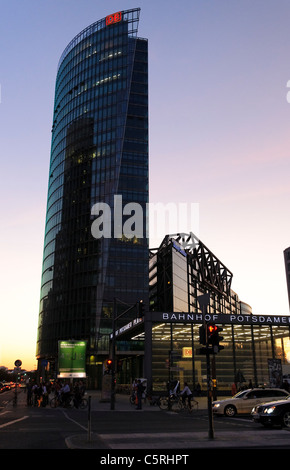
[212,388,289,417]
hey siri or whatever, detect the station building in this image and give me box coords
[114,233,290,395]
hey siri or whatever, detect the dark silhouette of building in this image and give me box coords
[284,247,290,310]
[36,9,148,387]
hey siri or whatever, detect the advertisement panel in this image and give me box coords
[58,340,87,378]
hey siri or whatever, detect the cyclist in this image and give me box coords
[180,382,193,410]
[168,380,180,398]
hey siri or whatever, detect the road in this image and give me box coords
[0,390,290,452]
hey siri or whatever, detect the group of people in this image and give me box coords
[25,379,86,408]
[52,379,86,408]
[26,381,51,407]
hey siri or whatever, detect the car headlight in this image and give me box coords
[213,403,220,408]
[264,406,276,414]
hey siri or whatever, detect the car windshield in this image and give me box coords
[233,390,249,399]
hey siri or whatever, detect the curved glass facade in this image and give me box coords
[36,9,149,381]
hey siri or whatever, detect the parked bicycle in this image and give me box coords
[74,396,88,409]
[50,393,88,409]
[158,394,198,412]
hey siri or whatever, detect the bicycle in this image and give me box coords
[50,393,88,409]
[158,393,182,411]
[74,396,88,409]
[180,396,199,413]
[158,394,198,412]
[50,394,72,408]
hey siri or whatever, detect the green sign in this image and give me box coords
[58,340,87,378]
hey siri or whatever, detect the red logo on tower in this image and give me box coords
[106,11,122,26]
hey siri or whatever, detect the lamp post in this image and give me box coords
[13,359,22,407]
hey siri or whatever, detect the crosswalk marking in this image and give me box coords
[0,416,29,429]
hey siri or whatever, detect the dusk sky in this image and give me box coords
[1,0,290,370]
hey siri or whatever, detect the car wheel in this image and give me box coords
[282,411,290,428]
[224,405,237,417]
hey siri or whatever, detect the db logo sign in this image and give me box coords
[106,12,122,26]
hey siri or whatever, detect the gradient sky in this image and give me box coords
[1,0,290,371]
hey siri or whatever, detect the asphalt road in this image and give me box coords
[0,390,290,452]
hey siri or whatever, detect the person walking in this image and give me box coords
[26,382,33,407]
[136,380,145,410]
[61,381,71,407]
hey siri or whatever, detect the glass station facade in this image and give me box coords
[145,314,290,395]
[146,235,290,394]
[36,9,149,386]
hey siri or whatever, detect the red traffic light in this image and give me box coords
[104,359,113,374]
[208,324,218,335]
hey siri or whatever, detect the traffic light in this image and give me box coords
[137,300,145,317]
[207,323,224,353]
[207,323,218,344]
[105,359,113,373]
[199,325,206,345]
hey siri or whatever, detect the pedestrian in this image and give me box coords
[42,383,48,407]
[61,381,71,407]
[54,380,62,399]
[136,380,145,410]
[32,383,39,407]
[36,385,43,407]
[231,382,237,396]
[26,382,33,407]
[195,382,201,396]
[180,382,193,410]
[73,381,81,408]
[79,380,86,397]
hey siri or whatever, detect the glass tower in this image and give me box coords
[36,9,149,383]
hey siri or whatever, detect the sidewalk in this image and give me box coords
[7,389,211,411]
[86,391,211,411]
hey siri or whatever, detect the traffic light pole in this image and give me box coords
[197,294,214,440]
[206,349,214,439]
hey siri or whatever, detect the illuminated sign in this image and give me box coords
[156,312,290,326]
[106,11,122,26]
[182,347,192,358]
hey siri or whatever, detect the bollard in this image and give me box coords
[87,395,91,442]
